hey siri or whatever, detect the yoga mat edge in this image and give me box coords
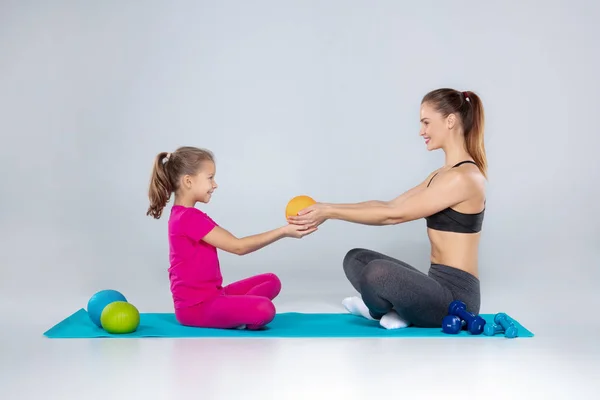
[44,309,535,339]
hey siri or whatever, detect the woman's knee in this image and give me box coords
[342,247,373,273]
[343,248,361,266]
[359,260,391,287]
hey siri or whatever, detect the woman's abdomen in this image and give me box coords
[427,229,481,277]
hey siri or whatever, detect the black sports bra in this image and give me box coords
[425,160,485,234]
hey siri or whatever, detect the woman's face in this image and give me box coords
[419,102,450,151]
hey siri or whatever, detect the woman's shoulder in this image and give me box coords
[451,163,486,196]
[429,163,485,197]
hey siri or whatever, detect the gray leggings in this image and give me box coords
[343,248,481,327]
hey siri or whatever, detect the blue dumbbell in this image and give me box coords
[447,300,486,335]
[442,315,463,334]
[483,322,503,336]
[494,313,518,338]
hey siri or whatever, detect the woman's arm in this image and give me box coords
[387,168,440,206]
[289,170,478,228]
[334,171,475,225]
[324,169,440,211]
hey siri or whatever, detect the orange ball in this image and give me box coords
[285,195,316,218]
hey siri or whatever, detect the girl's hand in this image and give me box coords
[287,203,329,230]
[283,223,318,239]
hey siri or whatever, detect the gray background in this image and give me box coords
[1,0,598,327]
[2,2,600,399]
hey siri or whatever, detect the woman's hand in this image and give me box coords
[282,223,318,239]
[287,202,330,230]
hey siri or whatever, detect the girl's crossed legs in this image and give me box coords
[176,273,281,330]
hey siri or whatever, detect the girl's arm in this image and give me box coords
[202,224,315,256]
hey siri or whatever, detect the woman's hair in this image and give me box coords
[147,146,215,219]
[422,88,487,178]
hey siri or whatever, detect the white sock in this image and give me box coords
[342,296,375,321]
[379,310,410,330]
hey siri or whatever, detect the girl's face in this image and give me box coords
[189,161,218,203]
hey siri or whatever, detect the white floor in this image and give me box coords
[2,296,599,400]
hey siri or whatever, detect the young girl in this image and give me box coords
[147,146,316,330]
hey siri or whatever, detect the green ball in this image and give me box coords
[100,301,140,334]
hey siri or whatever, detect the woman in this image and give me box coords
[288,88,486,329]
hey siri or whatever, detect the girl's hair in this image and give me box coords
[146,146,215,219]
[422,88,487,178]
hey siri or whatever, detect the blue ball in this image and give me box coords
[87,290,127,327]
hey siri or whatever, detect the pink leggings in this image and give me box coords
[175,273,281,330]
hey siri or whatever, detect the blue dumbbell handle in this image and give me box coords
[483,323,503,336]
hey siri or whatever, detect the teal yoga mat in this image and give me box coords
[44,309,534,338]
